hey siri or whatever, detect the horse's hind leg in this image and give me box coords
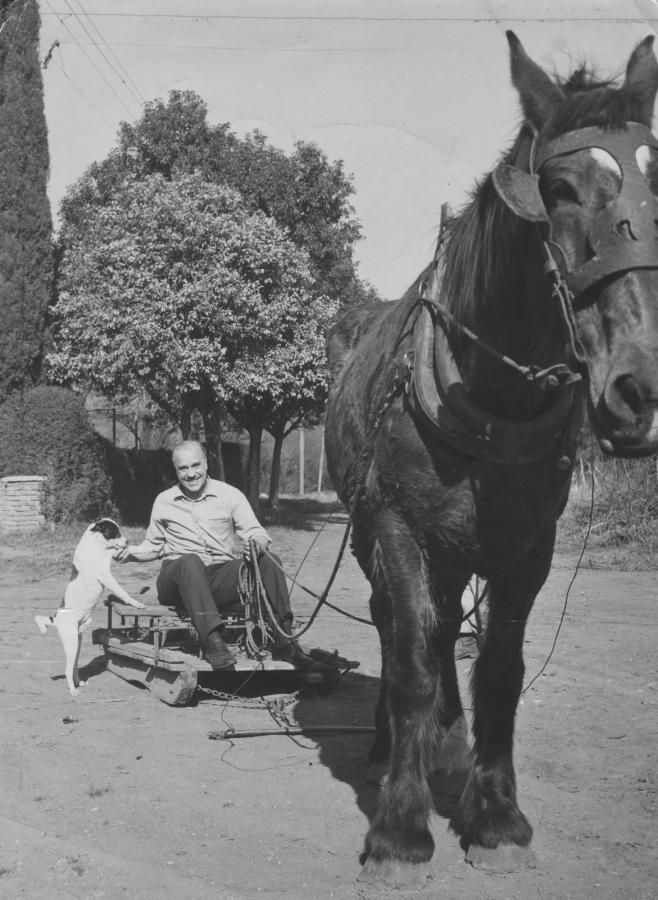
[357,510,443,883]
[453,529,555,872]
[430,587,472,780]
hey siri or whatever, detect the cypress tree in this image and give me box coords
[0,0,53,397]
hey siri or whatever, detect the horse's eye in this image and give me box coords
[545,179,580,207]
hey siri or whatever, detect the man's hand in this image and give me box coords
[243,538,270,561]
[113,547,133,562]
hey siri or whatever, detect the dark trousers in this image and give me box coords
[156,553,293,646]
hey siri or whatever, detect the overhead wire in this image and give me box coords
[38,12,658,24]
[42,0,139,119]
[46,51,115,129]
[68,0,146,105]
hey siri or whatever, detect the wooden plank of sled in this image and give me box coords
[93,628,298,673]
[104,651,198,706]
[93,630,199,669]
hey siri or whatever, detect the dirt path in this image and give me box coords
[0,523,656,899]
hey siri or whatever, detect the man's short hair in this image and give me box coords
[172,440,207,463]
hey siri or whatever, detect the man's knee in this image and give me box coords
[162,554,209,593]
[258,551,281,574]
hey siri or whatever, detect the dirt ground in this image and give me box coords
[1,516,656,900]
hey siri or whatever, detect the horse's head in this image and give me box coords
[494,32,658,457]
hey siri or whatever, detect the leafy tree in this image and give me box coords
[222,307,338,508]
[48,173,327,505]
[58,91,373,310]
[0,0,53,396]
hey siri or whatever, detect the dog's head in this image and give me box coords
[88,518,127,552]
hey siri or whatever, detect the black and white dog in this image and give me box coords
[35,518,146,696]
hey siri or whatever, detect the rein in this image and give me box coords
[416,207,584,393]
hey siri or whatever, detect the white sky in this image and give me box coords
[38,0,658,299]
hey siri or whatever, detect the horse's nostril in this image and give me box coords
[614,373,644,416]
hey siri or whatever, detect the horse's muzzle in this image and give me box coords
[594,372,658,456]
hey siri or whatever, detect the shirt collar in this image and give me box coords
[172,477,220,501]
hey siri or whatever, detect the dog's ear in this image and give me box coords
[90,519,122,541]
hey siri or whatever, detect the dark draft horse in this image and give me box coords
[325,32,658,883]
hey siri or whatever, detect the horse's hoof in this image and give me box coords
[365,761,389,786]
[466,842,537,873]
[357,857,430,887]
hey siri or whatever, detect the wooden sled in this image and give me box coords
[92,597,360,706]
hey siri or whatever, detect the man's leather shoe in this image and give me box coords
[204,630,237,670]
[272,639,316,670]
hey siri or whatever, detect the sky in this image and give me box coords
[37,0,658,300]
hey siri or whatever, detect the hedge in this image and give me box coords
[0,386,117,523]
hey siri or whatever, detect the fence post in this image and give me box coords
[299,429,305,496]
[317,426,325,493]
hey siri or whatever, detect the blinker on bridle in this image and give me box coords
[495,120,658,302]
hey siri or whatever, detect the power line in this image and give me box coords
[38,13,658,23]
[60,0,142,110]
[70,0,146,105]
[50,34,658,53]
[47,52,115,130]
[42,0,139,120]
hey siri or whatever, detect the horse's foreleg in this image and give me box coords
[454,529,555,871]
[359,513,441,881]
[366,593,392,785]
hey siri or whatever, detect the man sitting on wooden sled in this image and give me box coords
[116,440,319,672]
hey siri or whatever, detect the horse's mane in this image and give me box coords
[441,63,648,328]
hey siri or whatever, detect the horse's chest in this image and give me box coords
[376,424,569,555]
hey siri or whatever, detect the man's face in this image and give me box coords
[173,446,208,497]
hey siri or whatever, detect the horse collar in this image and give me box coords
[407,304,581,466]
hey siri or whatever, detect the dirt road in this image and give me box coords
[1,521,655,899]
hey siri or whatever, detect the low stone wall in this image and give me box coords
[0,476,46,532]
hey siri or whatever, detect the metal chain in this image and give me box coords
[196,683,300,709]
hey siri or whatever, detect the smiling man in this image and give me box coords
[117,440,315,671]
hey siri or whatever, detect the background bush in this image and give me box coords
[558,451,658,567]
[0,386,115,523]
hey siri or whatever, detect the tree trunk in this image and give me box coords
[246,419,263,513]
[205,401,225,481]
[268,427,284,508]
[180,395,195,439]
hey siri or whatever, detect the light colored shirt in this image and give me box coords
[131,478,271,566]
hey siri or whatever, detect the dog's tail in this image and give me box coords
[34,614,53,635]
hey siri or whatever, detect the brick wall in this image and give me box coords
[0,476,46,532]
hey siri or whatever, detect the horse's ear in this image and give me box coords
[622,35,658,125]
[506,30,564,130]
[492,164,550,223]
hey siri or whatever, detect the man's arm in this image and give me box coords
[232,491,271,557]
[115,498,167,562]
